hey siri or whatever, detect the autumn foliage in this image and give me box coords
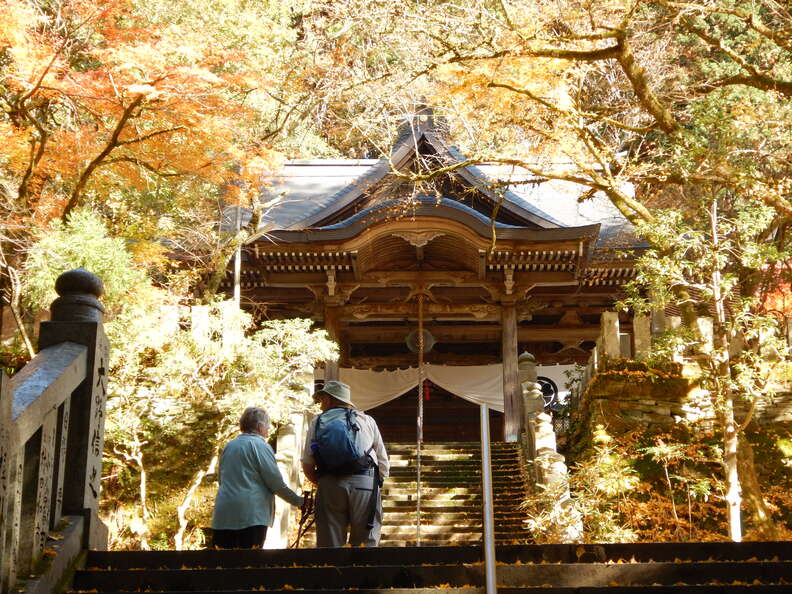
[1,0,281,231]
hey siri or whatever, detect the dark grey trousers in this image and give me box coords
[315,474,382,547]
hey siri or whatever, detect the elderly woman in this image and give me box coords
[212,407,304,548]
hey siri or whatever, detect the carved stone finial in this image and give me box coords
[518,351,538,385]
[518,351,536,367]
[51,267,106,322]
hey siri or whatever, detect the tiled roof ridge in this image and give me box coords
[315,194,525,231]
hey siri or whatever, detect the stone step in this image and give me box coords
[80,543,792,570]
[383,523,527,532]
[72,560,792,591]
[388,454,518,458]
[383,512,526,521]
[383,488,523,496]
[69,585,789,594]
[386,442,518,448]
[384,484,523,492]
[386,454,518,461]
[382,521,525,530]
[389,470,518,477]
[388,470,522,478]
[389,462,520,469]
[388,456,520,463]
[387,484,522,493]
[387,472,522,479]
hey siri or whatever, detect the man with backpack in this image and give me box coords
[301,380,389,547]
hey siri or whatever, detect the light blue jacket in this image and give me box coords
[212,433,303,530]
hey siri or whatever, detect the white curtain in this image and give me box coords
[425,364,504,411]
[337,367,420,411]
[320,363,578,412]
[336,364,504,412]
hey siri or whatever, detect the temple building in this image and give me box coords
[220,113,639,443]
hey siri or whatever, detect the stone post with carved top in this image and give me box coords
[37,268,110,550]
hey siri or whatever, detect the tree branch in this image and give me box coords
[117,126,187,147]
[63,93,145,217]
[614,33,679,134]
[101,157,184,178]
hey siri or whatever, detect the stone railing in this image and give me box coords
[577,311,792,404]
[0,269,109,594]
[576,312,643,404]
[517,352,583,541]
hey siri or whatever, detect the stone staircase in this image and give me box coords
[380,442,530,546]
[67,542,792,593]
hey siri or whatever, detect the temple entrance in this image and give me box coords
[366,381,503,443]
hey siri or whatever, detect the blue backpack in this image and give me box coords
[311,407,374,475]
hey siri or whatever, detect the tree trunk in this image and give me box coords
[174,448,220,550]
[737,435,778,540]
[0,248,35,358]
[708,198,742,542]
[722,398,742,542]
[137,450,151,551]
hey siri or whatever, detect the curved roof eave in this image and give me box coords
[262,195,600,244]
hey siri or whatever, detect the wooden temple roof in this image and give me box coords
[222,113,641,366]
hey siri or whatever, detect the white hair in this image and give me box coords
[239,407,270,434]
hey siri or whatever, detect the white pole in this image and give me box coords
[416,295,425,546]
[480,404,496,594]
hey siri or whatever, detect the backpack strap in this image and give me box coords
[315,406,348,435]
[345,408,362,434]
[366,457,381,530]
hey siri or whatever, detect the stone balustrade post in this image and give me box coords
[600,312,621,359]
[1,371,23,592]
[190,305,210,344]
[633,314,652,360]
[264,415,305,549]
[694,317,714,354]
[517,352,582,542]
[664,316,684,361]
[37,268,110,550]
[518,352,543,459]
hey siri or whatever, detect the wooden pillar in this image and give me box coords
[501,305,522,442]
[324,306,341,381]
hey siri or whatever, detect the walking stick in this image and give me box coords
[290,489,315,548]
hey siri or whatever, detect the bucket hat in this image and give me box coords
[314,380,353,406]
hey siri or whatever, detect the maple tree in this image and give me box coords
[301,0,791,220]
[0,0,338,339]
[299,0,792,542]
[1,0,277,219]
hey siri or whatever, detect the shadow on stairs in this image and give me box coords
[67,541,792,593]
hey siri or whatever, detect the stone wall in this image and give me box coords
[573,361,792,441]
